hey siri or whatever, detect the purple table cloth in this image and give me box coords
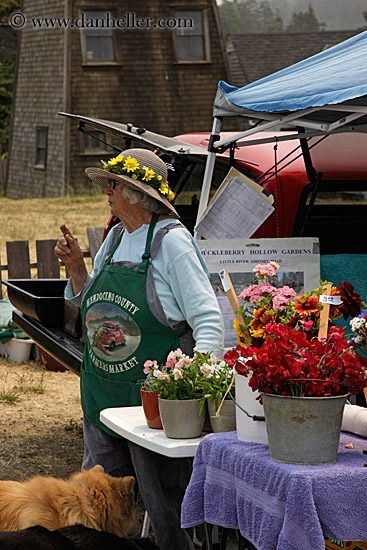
[181,431,367,550]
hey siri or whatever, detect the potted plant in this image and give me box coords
[225,263,367,464]
[195,352,236,433]
[142,349,235,438]
[140,360,164,429]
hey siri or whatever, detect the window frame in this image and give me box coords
[172,8,211,64]
[34,126,48,170]
[80,8,121,66]
[79,129,112,155]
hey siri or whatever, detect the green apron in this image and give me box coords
[80,214,185,435]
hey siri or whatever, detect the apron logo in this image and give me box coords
[88,347,139,373]
[92,320,126,355]
[86,292,140,315]
[86,303,141,365]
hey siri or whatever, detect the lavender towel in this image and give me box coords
[181,431,367,550]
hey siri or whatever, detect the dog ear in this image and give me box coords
[109,475,135,501]
[89,465,105,473]
[121,475,135,494]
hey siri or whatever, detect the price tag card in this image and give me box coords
[219,269,231,292]
[319,295,343,305]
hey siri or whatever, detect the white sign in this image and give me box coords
[195,168,275,240]
[198,237,320,349]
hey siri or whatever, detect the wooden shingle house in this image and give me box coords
[6,0,230,197]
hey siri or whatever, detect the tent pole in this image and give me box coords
[194,117,222,239]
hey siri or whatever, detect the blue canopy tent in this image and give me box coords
[197,31,367,227]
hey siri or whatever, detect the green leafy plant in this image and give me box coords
[143,349,235,413]
[19,384,45,395]
[0,391,20,404]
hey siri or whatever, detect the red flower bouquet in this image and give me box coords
[225,323,367,398]
[227,263,366,399]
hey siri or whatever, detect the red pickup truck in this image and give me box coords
[170,130,367,254]
[93,321,126,352]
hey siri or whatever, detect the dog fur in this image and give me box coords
[0,524,159,550]
[0,465,138,538]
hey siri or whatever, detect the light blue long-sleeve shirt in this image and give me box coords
[65,219,224,356]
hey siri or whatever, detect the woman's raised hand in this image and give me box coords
[55,224,88,295]
[55,224,83,268]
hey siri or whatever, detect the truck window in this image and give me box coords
[293,182,367,254]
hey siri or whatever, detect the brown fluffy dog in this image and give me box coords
[0,465,138,537]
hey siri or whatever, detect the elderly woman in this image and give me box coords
[55,148,224,550]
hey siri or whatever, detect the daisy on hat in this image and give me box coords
[85,148,178,217]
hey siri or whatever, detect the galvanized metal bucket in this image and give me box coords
[261,392,348,465]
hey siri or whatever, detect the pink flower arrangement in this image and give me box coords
[142,348,235,406]
[234,262,363,348]
[253,261,279,278]
[234,262,298,346]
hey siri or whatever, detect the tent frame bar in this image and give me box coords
[234,122,367,148]
[211,108,321,149]
[195,111,367,237]
[326,111,365,131]
[212,108,367,151]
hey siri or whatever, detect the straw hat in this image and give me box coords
[85,148,178,217]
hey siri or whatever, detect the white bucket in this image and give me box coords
[342,404,367,437]
[0,338,33,363]
[235,372,268,444]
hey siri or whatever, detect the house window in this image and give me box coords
[81,130,109,154]
[174,10,209,62]
[81,11,117,63]
[35,127,48,169]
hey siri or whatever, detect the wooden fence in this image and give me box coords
[0,227,104,299]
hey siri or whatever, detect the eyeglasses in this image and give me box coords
[99,179,118,190]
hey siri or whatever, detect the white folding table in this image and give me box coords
[100,405,204,457]
[100,405,204,540]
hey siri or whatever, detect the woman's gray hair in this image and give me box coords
[121,185,171,215]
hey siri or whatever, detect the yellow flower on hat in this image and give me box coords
[143,168,155,182]
[101,154,175,202]
[108,157,120,166]
[159,182,169,195]
[123,156,139,173]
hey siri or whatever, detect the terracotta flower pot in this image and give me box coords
[140,388,163,430]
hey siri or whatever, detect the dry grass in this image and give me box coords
[0,194,110,280]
